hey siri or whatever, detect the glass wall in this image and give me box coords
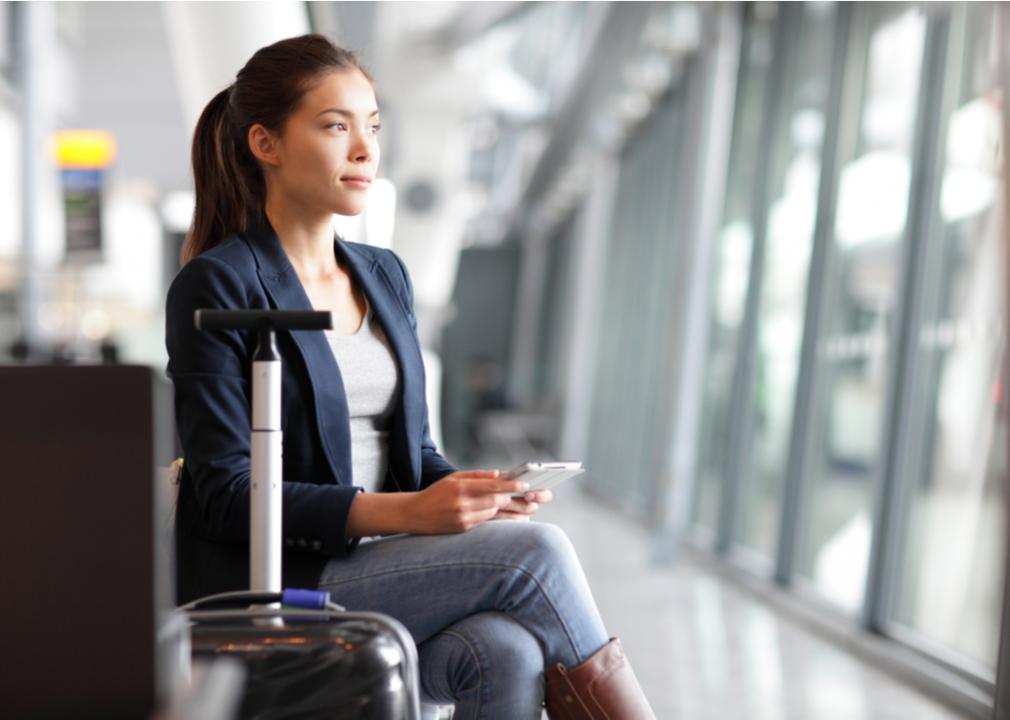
[891,2,1007,671]
[734,1,837,561]
[796,4,927,611]
[689,0,1008,700]
[505,0,1008,705]
[690,3,777,535]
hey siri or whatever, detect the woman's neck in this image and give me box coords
[264,199,340,283]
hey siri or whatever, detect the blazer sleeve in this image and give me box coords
[388,249,458,489]
[166,254,362,557]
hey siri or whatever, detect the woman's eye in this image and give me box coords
[325,123,379,134]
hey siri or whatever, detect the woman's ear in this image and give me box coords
[247,123,281,168]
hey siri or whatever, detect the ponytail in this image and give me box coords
[180,34,373,265]
[182,84,264,264]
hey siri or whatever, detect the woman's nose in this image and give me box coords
[350,132,373,163]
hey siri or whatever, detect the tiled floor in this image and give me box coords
[534,484,972,720]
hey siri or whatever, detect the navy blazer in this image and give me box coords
[165,214,457,604]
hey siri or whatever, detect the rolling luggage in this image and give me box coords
[178,309,421,720]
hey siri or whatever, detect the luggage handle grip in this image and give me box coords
[181,589,341,612]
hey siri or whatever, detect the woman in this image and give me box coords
[166,33,655,719]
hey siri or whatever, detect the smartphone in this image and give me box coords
[505,461,585,498]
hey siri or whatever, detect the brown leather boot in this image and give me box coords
[544,637,656,719]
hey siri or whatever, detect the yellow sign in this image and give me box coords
[52,129,117,169]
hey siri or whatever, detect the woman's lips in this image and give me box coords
[341,177,372,188]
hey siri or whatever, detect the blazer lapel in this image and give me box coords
[337,240,425,487]
[241,215,423,488]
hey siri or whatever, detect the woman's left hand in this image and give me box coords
[494,488,553,521]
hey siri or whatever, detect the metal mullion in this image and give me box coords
[714,3,794,554]
[736,2,809,556]
[774,2,862,585]
[639,104,683,518]
[599,157,640,504]
[618,143,651,508]
[692,1,753,538]
[645,92,689,519]
[657,3,742,552]
[883,4,966,631]
[627,132,664,510]
[992,4,1010,716]
[862,8,954,634]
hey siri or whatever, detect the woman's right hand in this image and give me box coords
[405,470,529,534]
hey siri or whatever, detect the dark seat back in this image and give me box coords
[0,365,173,719]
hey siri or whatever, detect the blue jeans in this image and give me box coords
[317,520,610,719]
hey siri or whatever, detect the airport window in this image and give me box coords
[795,3,927,612]
[889,1,1007,673]
[685,0,1008,706]
[733,1,838,563]
[691,2,778,538]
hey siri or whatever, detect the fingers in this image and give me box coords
[448,470,527,494]
[438,470,550,532]
[449,469,502,480]
[447,470,531,495]
[444,472,553,504]
[468,477,530,497]
[494,511,532,522]
[460,493,508,513]
[463,492,532,529]
[501,498,538,515]
[521,489,552,504]
[463,504,503,529]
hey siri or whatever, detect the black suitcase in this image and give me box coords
[183,591,420,719]
[178,310,421,719]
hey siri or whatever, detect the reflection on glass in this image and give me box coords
[735,2,836,560]
[892,3,1006,669]
[692,3,777,534]
[797,6,926,609]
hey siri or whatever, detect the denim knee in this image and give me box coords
[511,521,580,575]
[421,611,545,710]
[472,611,545,677]
[450,612,543,682]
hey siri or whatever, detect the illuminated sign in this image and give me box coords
[52,130,117,259]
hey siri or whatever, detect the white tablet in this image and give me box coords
[506,461,584,498]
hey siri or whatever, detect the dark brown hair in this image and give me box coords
[182,33,373,264]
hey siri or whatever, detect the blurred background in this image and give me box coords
[3,1,1010,718]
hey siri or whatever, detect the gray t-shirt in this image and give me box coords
[325,296,401,495]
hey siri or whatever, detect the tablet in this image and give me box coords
[506,461,584,498]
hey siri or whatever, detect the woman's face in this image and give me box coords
[259,69,381,217]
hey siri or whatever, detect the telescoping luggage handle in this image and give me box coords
[195,309,333,593]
